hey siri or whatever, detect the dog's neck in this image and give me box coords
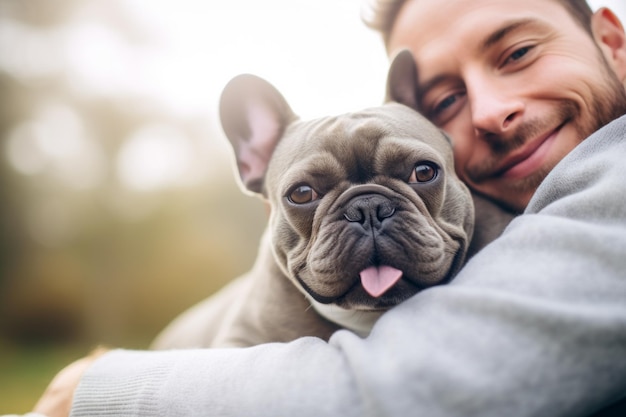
[303,294,384,338]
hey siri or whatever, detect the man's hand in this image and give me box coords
[32,348,108,417]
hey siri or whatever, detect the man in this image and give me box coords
[378,0,626,213]
[30,1,626,416]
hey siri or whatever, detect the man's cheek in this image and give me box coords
[452,145,472,181]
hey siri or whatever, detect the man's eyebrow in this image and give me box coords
[481,18,544,51]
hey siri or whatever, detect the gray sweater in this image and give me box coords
[70,115,626,417]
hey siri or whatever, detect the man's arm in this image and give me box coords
[31,349,108,417]
[60,115,626,416]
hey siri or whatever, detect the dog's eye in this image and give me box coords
[288,184,319,204]
[409,162,438,183]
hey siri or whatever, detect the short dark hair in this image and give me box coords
[362,0,594,50]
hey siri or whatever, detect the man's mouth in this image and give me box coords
[494,123,564,180]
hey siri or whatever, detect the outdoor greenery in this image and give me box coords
[0,0,266,412]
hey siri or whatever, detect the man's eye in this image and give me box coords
[288,184,319,204]
[505,46,532,64]
[428,90,466,124]
[435,95,457,113]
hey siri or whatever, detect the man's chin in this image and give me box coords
[500,193,533,214]
[471,185,535,213]
[486,161,558,211]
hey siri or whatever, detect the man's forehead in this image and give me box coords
[387,0,569,56]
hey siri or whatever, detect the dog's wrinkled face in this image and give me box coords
[220,75,474,312]
[267,105,473,309]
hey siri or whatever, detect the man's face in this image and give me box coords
[388,0,626,212]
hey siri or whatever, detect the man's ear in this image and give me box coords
[219,74,297,195]
[385,49,420,110]
[592,7,626,82]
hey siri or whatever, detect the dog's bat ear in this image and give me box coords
[385,49,420,111]
[219,74,297,195]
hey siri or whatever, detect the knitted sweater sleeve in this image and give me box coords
[70,115,626,417]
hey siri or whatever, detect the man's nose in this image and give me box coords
[466,74,524,139]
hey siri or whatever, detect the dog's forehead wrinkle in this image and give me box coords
[281,115,384,185]
[272,149,345,195]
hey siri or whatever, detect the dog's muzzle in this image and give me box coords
[340,190,405,298]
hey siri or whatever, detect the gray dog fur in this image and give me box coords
[152,51,514,349]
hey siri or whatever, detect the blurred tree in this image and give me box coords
[0,0,267,348]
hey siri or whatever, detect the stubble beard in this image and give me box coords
[467,60,626,207]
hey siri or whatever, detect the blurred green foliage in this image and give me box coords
[0,342,94,413]
[0,0,267,412]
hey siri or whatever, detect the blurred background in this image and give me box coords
[0,0,624,413]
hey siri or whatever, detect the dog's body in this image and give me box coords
[153,53,514,349]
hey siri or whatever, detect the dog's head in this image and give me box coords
[219,57,474,312]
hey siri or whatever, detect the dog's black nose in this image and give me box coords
[343,194,396,227]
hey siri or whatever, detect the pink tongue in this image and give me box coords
[359,266,403,298]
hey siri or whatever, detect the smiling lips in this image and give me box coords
[495,124,562,180]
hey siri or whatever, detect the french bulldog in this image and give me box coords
[152,51,514,349]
